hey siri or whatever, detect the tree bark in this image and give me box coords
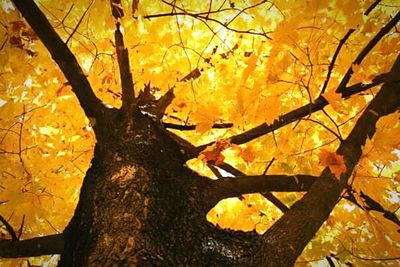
[0,234,63,258]
[58,109,263,266]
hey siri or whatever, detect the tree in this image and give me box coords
[0,0,399,266]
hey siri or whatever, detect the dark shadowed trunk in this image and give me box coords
[59,108,263,266]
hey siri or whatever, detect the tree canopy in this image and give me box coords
[0,0,400,266]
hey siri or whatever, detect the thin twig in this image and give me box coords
[164,122,233,130]
[262,158,275,175]
[336,11,400,93]
[65,0,94,44]
[0,215,18,241]
[364,0,382,16]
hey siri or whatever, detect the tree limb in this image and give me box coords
[0,234,64,258]
[207,171,399,227]
[336,11,400,93]
[344,189,400,228]
[164,122,233,130]
[320,29,355,95]
[193,12,400,155]
[261,192,289,212]
[359,190,400,227]
[209,163,293,212]
[11,0,106,119]
[364,0,382,16]
[257,53,400,266]
[210,174,316,201]
[194,75,384,154]
[110,0,136,111]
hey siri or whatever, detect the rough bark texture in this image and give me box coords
[59,109,262,266]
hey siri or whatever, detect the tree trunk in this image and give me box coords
[59,109,262,266]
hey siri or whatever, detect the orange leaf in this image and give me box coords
[201,140,230,166]
[203,150,225,165]
[240,146,257,164]
[319,149,347,179]
[321,90,342,113]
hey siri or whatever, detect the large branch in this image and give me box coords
[210,174,316,200]
[345,190,400,228]
[194,73,391,155]
[11,0,106,119]
[257,54,400,266]
[194,74,389,154]
[359,191,400,227]
[0,234,64,258]
[206,172,399,228]
[208,163,294,211]
[194,11,400,155]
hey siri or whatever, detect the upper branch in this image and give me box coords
[193,11,400,155]
[110,0,136,111]
[194,74,389,155]
[345,190,400,227]
[11,0,106,119]
[157,0,272,39]
[320,29,355,95]
[336,11,400,92]
[337,54,400,177]
[364,0,382,16]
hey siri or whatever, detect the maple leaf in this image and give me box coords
[239,146,257,164]
[242,53,258,82]
[203,149,225,166]
[321,90,342,113]
[201,140,230,166]
[319,149,347,179]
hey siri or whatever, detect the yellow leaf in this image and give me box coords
[240,146,257,164]
[258,95,281,124]
[195,120,214,135]
[241,53,258,82]
[321,90,343,113]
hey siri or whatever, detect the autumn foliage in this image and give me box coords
[0,0,400,266]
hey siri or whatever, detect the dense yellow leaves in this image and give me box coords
[362,113,400,165]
